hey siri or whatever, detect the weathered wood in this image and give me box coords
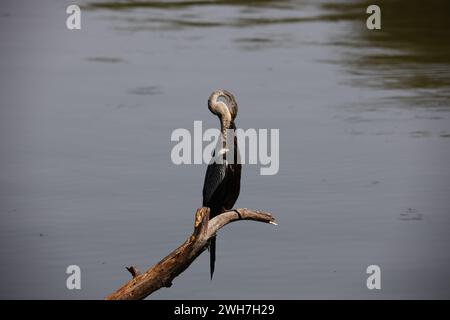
[105,207,276,300]
[125,266,141,278]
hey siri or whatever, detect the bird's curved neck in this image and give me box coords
[220,118,236,136]
[220,119,236,150]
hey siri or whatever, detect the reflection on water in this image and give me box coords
[128,85,162,95]
[322,0,450,100]
[86,0,308,31]
[87,0,450,105]
[87,0,293,10]
[85,56,124,63]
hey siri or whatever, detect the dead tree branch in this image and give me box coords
[105,207,276,300]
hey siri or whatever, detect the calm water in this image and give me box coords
[1,0,450,299]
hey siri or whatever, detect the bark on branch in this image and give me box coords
[105,207,276,300]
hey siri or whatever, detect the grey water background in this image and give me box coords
[1,0,450,299]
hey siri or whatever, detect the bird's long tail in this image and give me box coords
[209,236,216,279]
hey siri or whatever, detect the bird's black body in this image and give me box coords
[202,90,241,279]
[202,131,241,214]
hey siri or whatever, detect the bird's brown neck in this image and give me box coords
[219,121,239,164]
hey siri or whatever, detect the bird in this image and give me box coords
[202,90,242,279]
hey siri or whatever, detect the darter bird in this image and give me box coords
[202,90,241,279]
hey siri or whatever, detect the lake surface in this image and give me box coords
[1,0,450,299]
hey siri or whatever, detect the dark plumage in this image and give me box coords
[202,90,241,279]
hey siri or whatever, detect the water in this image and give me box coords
[0,0,449,299]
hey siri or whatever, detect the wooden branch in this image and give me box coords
[105,207,276,300]
[126,266,141,278]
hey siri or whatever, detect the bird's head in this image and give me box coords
[208,90,238,126]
